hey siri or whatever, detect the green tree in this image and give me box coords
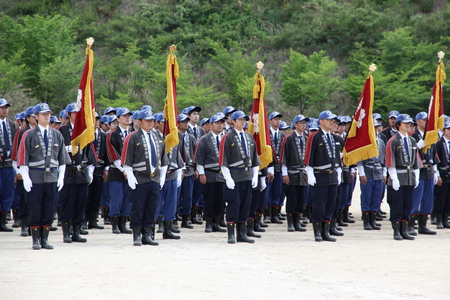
[0,51,25,97]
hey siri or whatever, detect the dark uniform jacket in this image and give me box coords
[93,130,110,176]
[18,126,70,183]
[410,129,437,180]
[0,118,17,168]
[218,129,260,182]
[193,132,225,183]
[280,131,307,186]
[381,127,397,141]
[268,128,285,173]
[165,143,185,182]
[12,125,31,161]
[179,131,196,177]
[187,124,206,141]
[121,129,168,184]
[106,127,128,182]
[357,135,386,181]
[435,137,450,183]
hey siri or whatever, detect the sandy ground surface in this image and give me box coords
[1,181,450,300]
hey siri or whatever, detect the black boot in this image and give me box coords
[72,225,87,242]
[417,214,436,235]
[198,206,204,221]
[313,222,323,242]
[205,217,213,233]
[227,223,236,244]
[270,206,283,224]
[407,215,417,235]
[436,213,444,229]
[293,213,306,232]
[337,210,348,227]
[263,207,272,224]
[163,221,180,239]
[330,219,344,236]
[56,207,61,226]
[181,214,194,229]
[236,222,254,243]
[61,222,72,243]
[170,220,180,233]
[376,210,386,219]
[212,216,226,232]
[219,210,227,227]
[132,226,142,246]
[369,211,381,230]
[443,213,450,228]
[142,227,159,245]
[362,212,372,230]
[111,216,120,234]
[40,227,53,249]
[31,227,41,250]
[190,207,203,225]
[278,206,286,220]
[342,206,355,223]
[102,207,111,225]
[88,211,104,229]
[321,222,336,242]
[430,212,437,225]
[0,211,13,232]
[12,209,20,228]
[246,219,261,238]
[392,221,403,240]
[287,214,295,232]
[119,216,132,234]
[20,218,29,237]
[400,220,414,240]
[254,213,266,232]
[157,216,164,233]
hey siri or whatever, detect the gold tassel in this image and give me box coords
[347,120,358,138]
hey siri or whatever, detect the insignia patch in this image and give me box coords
[136,143,141,146]
[54,144,59,147]
[231,143,235,146]
[35,145,39,148]
[319,143,323,146]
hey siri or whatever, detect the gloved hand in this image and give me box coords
[260,177,267,191]
[66,145,73,153]
[388,167,400,191]
[416,139,426,149]
[12,161,19,175]
[336,167,342,185]
[414,169,420,188]
[88,165,95,185]
[392,178,400,191]
[221,166,235,190]
[176,169,182,187]
[433,172,439,185]
[251,166,259,188]
[124,166,138,190]
[159,166,168,189]
[113,159,124,172]
[305,166,316,186]
[20,166,33,192]
[57,165,66,192]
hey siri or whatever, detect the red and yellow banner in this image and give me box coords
[71,38,96,155]
[163,45,179,154]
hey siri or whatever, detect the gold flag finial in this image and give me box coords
[368,63,377,73]
[86,37,94,48]
[438,51,445,63]
[170,44,177,54]
[256,61,264,72]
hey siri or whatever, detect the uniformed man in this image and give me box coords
[99,115,111,225]
[280,114,309,232]
[382,110,399,141]
[223,106,237,133]
[304,111,342,242]
[121,110,168,246]
[0,98,17,232]
[18,103,70,249]
[200,118,211,134]
[219,110,260,244]
[385,114,421,240]
[58,110,68,126]
[104,107,116,116]
[433,120,450,229]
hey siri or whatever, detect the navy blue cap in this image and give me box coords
[107,115,117,124]
[131,110,141,120]
[307,121,319,131]
[65,103,78,113]
[19,112,26,120]
[396,114,414,123]
[59,110,67,118]
[268,111,283,120]
[0,98,10,107]
[50,116,60,123]
[138,110,155,120]
[141,105,153,112]
[25,106,35,117]
[200,118,210,126]
[279,121,289,130]
[14,113,20,120]
[318,110,337,120]
[182,106,202,115]
[100,115,109,124]
[104,107,116,115]
[388,110,400,118]
[223,106,237,115]
[373,113,382,120]
[343,116,352,123]
[374,118,382,127]
[155,113,165,122]
[231,110,250,121]
[178,113,190,122]
[95,112,100,118]
[33,103,52,114]
[210,112,226,124]
[116,107,132,117]
[444,119,450,129]
[291,114,309,129]
[415,112,428,121]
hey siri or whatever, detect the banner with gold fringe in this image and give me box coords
[342,64,379,166]
[71,37,96,155]
[163,45,179,154]
[248,61,272,169]
[423,51,446,152]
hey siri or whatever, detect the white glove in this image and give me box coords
[434,172,439,185]
[88,165,95,185]
[176,169,182,187]
[388,166,400,191]
[267,166,274,175]
[124,166,138,190]
[340,152,344,159]
[260,177,267,191]
[336,167,342,185]
[57,165,66,192]
[392,178,400,191]
[305,166,316,186]
[12,161,19,175]
[20,166,33,192]
[66,145,73,153]
[113,159,124,172]
[251,166,259,188]
[413,169,420,188]
[221,166,235,190]
[416,139,426,149]
[159,166,168,189]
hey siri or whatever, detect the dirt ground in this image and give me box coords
[1,181,450,299]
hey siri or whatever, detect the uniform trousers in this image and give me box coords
[387,185,414,222]
[201,181,224,218]
[347,177,357,206]
[12,185,20,209]
[283,184,306,214]
[304,185,312,208]
[0,167,15,212]
[157,179,178,221]
[108,181,131,217]
[85,174,103,221]
[179,175,194,215]
[192,177,203,208]
[59,183,88,226]
[360,178,383,212]
[223,181,252,223]
[26,182,57,227]
[16,180,28,218]
[339,182,351,210]
[310,184,338,223]
[255,184,267,215]
[411,179,434,215]
[433,181,450,214]
[101,181,110,208]
[129,181,159,228]
[267,172,283,207]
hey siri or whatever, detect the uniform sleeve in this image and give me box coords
[250,135,261,167]
[218,132,231,167]
[280,135,289,166]
[160,142,168,167]
[121,133,134,167]
[17,130,31,166]
[193,137,206,166]
[107,130,121,162]
[385,137,396,168]
[304,131,318,166]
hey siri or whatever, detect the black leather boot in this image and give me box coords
[270,206,283,224]
[369,212,381,230]
[392,221,403,240]
[236,222,254,243]
[12,209,20,228]
[376,210,386,219]
[362,212,372,230]
[407,215,417,235]
[313,222,323,242]
[72,225,87,242]
[330,219,344,236]
[293,213,306,231]
[212,216,226,232]
[163,221,180,239]
[287,214,295,232]
[142,227,159,245]
[170,220,181,233]
[400,220,414,240]
[253,213,265,232]
[102,207,111,225]
[0,212,13,232]
[56,207,61,226]
[31,227,41,250]
[181,214,194,229]
[156,216,164,233]
[132,226,142,246]
[337,210,348,227]
[436,213,444,229]
[342,207,355,223]
[111,216,120,234]
[219,210,227,227]
[119,216,132,234]
[40,227,53,249]
[263,207,271,224]
[227,223,236,244]
[443,213,450,228]
[88,211,104,229]
[205,217,213,233]
[61,222,72,243]
[20,218,29,237]
[257,212,268,228]
[190,207,203,225]
[430,212,437,225]
[321,222,336,242]
[278,206,286,220]
[246,219,261,238]
[417,214,436,235]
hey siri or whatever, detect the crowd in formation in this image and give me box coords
[0,98,449,249]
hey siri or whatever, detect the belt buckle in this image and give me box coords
[219,170,222,174]
[244,167,248,171]
[329,170,333,174]
[45,168,51,172]
[150,173,155,178]
[77,165,82,171]
[406,166,410,170]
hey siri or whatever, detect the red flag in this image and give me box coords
[163,45,179,153]
[71,38,95,155]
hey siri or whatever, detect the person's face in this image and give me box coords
[202,123,211,133]
[294,120,306,134]
[189,111,199,123]
[156,121,164,133]
[94,119,100,130]
[211,121,224,135]
[133,119,140,130]
[319,118,335,131]
[225,114,233,126]
[389,117,396,127]
[27,115,37,126]
[407,123,415,133]
[178,120,189,132]
[416,119,427,131]
[138,119,154,132]
[398,122,410,134]
[35,112,51,126]
[337,124,345,134]
[118,114,131,127]
[444,128,450,139]
[0,106,9,119]
[270,117,281,129]
[375,125,382,133]
[100,123,109,132]
[110,120,118,131]
[232,118,247,131]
